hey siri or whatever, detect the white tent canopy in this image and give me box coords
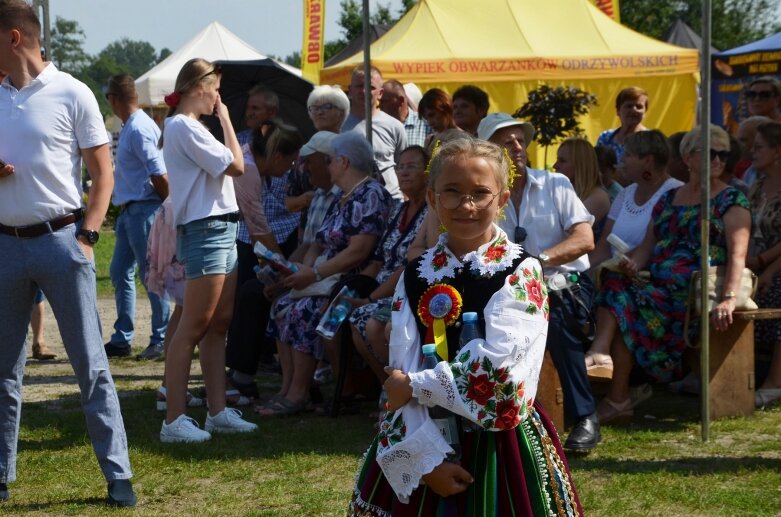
[135,21,301,106]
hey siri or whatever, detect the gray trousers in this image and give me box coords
[0,223,132,483]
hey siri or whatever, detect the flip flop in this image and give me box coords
[253,397,305,417]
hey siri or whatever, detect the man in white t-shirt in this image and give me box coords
[479,113,600,453]
[0,1,135,506]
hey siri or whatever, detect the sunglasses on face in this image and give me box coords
[514,226,527,243]
[746,90,777,100]
[698,148,730,162]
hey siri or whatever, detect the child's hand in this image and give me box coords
[382,367,413,411]
[422,462,474,497]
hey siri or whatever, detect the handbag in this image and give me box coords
[288,255,342,299]
[691,266,758,314]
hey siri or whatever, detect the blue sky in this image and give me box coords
[49,0,405,60]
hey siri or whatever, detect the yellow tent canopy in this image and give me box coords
[321,0,700,166]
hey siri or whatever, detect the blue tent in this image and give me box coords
[711,31,781,130]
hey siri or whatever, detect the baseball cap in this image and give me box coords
[300,131,337,157]
[477,113,535,144]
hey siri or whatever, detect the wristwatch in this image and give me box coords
[538,252,550,265]
[78,228,100,245]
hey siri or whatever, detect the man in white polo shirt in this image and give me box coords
[0,0,135,506]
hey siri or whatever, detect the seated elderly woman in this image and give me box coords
[591,125,751,425]
[343,146,429,387]
[586,130,683,380]
[258,132,393,416]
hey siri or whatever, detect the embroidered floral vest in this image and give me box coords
[404,247,529,360]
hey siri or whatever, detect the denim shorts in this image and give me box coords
[176,216,238,280]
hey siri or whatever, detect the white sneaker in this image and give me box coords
[205,408,258,434]
[160,414,211,443]
[156,386,205,411]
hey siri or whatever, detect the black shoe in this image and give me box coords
[229,375,259,399]
[106,479,136,507]
[136,343,164,361]
[564,412,601,452]
[104,342,131,358]
[0,483,8,501]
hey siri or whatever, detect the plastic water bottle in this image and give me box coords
[606,233,631,261]
[315,286,356,339]
[459,312,483,349]
[421,343,461,462]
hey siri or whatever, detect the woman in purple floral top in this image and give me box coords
[350,138,582,516]
[259,132,392,416]
[347,146,429,385]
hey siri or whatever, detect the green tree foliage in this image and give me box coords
[98,38,158,79]
[621,0,780,51]
[50,16,90,73]
[513,85,598,167]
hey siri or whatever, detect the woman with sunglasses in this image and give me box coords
[159,58,257,442]
[592,125,750,425]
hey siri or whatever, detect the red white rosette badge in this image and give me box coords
[417,284,462,361]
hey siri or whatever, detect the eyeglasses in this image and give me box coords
[396,163,423,172]
[746,90,777,100]
[436,189,499,210]
[514,226,527,243]
[308,103,336,114]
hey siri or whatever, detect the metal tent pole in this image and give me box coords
[362,0,373,145]
[700,0,713,443]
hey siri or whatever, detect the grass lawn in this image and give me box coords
[10,236,779,515]
[9,361,781,516]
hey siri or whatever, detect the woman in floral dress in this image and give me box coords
[347,146,429,385]
[745,121,781,407]
[350,138,582,516]
[593,125,751,424]
[260,132,393,416]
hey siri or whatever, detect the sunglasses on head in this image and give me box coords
[514,226,527,243]
[746,90,776,100]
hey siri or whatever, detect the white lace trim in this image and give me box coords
[417,226,520,283]
[376,418,452,503]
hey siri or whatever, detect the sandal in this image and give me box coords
[597,397,633,425]
[585,352,614,382]
[253,397,306,417]
[668,372,700,395]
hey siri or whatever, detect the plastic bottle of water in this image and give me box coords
[315,287,356,339]
[459,312,483,349]
[421,343,461,462]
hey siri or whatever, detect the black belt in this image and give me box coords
[204,212,240,223]
[0,209,84,238]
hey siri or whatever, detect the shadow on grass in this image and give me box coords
[571,455,781,475]
[6,497,107,513]
[18,389,377,460]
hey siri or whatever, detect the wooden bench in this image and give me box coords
[536,351,565,431]
[707,308,781,419]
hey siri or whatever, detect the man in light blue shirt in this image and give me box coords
[104,75,170,360]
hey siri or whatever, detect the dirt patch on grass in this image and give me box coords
[23,296,201,405]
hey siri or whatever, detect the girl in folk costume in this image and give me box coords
[350,138,583,516]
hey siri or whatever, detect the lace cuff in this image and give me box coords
[409,361,457,410]
[376,417,452,503]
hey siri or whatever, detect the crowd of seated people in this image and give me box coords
[139,65,781,450]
